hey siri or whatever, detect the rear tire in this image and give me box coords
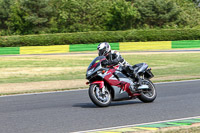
[138,79,157,103]
[89,84,111,107]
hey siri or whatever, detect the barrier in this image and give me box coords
[172,40,200,48]
[0,47,20,55]
[0,41,200,55]
[20,45,69,54]
[69,43,119,52]
[119,41,171,51]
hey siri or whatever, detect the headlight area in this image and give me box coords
[86,72,104,82]
[87,68,94,75]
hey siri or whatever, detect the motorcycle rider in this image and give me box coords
[97,42,137,81]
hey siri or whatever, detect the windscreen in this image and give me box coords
[87,56,106,71]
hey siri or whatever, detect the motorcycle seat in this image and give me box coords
[132,63,147,73]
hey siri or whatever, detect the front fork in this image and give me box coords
[87,81,106,94]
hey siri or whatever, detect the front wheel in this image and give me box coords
[89,84,111,107]
[138,79,157,103]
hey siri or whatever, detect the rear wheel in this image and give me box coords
[138,79,157,103]
[89,84,111,107]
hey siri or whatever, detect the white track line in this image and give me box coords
[0,79,200,98]
[155,79,200,84]
[0,89,86,98]
[73,116,200,133]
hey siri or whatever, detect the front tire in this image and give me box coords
[138,79,157,103]
[89,84,111,107]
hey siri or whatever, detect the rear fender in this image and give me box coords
[144,68,154,79]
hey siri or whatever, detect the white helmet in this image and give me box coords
[97,42,111,56]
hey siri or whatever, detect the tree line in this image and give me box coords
[0,0,200,36]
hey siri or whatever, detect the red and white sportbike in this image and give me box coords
[86,56,157,107]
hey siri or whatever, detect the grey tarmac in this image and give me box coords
[0,80,200,133]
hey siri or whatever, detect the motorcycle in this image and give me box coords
[86,56,157,107]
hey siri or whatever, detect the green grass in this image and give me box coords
[0,52,200,84]
[124,53,200,81]
[0,55,93,83]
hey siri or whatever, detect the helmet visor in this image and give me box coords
[98,49,105,56]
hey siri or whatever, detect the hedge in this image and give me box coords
[0,29,200,47]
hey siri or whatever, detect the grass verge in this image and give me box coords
[155,125,200,133]
[0,51,200,95]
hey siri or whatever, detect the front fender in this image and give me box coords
[90,81,104,89]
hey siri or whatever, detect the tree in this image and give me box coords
[191,0,200,6]
[134,0,182,28]
[175,0,200,27]
[56,0,112,32]
[0,0,11,34]
[106,0,139,30]
[6,0,29,35]
[20,0,53,34]
[1,0,200,35]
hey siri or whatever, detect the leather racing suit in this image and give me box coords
[102,50,135,80]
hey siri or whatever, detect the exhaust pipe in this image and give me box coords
[138,85,149,90]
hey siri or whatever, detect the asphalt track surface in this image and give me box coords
[0,80,200,133]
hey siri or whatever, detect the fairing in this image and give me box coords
[86,56,106,79]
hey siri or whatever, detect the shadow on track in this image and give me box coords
[73,100,143,108]
[73,103,97,108]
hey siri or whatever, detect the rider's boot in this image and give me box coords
[135,74,142,85]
